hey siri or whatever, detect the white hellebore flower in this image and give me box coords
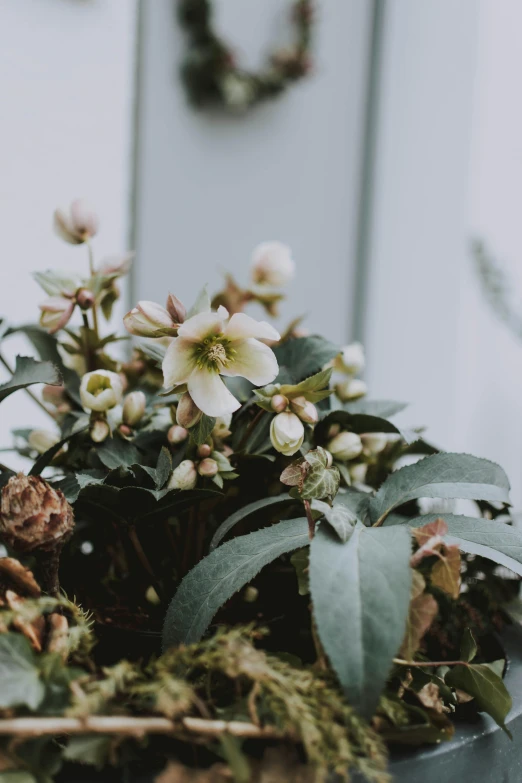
[334,342,365,376]
[162,307,280,418]
[80,370,124,413]
[270,411,305,457]
[168,460,198,491]
[28,429,60,455]
[251,242,296,288]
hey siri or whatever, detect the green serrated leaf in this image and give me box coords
[370,454,511,526]
[187,286,210,318]
[290,548,310,595]
[279,367,333,399]
[0,634,44,710]
[445,663,512,734]
[162,518,309,648]
[190,414,216,446]
[310,523,412,718]
[274,336,340,383]
[155,446,172,489]
[97,438,141,470]
[311,499,357,543]
[0,356,61,403]
[335,487,372,524]
[209,494,296,550]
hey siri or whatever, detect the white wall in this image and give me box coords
[133,0,372,343]
[0,0,137,457]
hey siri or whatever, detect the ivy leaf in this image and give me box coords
[445,663,512,735]
[399,515,522,577]
[369,454,511,526]
[0,356,61,403]
[190,414,216,446]
[274,335,340,383]
[311,499,357,543]
[162,518,309,648]
[461,628,478,663]
[209,493,296,551]
[310,523,412,717]
[300,448,340,500]
[0,633,44,710]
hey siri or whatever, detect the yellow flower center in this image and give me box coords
[194,335,235,372]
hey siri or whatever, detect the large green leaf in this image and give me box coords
[96,438,141,470]
[445,663,512,734]
[162,518,309,649]
[398,514,522,576]
[209,494,297,551]
[309,523,412,718]
[0,355,61,403]
[369,453,510,526]
[0,633,44,710]
[274,335,339,383]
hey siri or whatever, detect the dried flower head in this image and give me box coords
[0,474,74,553]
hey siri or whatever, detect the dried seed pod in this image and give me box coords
[0,474,74,553]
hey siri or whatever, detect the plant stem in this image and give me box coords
[304,499,315,539]
[393,657,469,668]
[128,525,164,600]
[0,352,56,421]
[86,241,100,338]
[237,408,265,451]
[39,542,64,597]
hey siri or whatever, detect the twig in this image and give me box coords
[0,352,56,422]
[0,716,288,740]
[394,657,469,668]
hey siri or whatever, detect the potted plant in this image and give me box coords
[0,201,521,783]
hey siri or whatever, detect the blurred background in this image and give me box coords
[2,0,522,502]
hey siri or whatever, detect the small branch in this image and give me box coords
[86,241,100,338]
[394,657,469,668]
[304,500,315,539]
[0,353,56,422]
[0,716,287,740]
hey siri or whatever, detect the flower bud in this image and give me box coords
[270,411,305,457]
[168,425,188,445]
[76,288,95,310]
[198,458,219,478]
[53,199,98,245]
[166,293,186,325]
[335,378,368,402]
[122,391,146,427]
[119,424,132,437]
[290,396,318,424]
[350,463,368,484]
[271,394,289,413]
[327,431,363,462]
[168,460,198,490]
[198,444,212,459]
[28,430,60,455]
[213,415,232,440]
[0,474,74,553]
[90,417,110,443]
[176,392,203,428]
[124,301,177,338]
[39,297,75,334]
[42,385,67,407]
[251,242,295,288]
[80,370,123,413]
[334,342,365,376]
[361,433,388,456]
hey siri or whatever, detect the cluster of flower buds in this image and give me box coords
[168,439,236,491]
[332,342,368,402]
[256,383,321,458]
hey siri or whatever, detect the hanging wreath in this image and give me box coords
[177,0,314,112]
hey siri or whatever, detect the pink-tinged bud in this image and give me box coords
[361,433,388,456]
[289,396,318,424]
[197,444,212,459]
[251,242,296,288]
[123,301,177,338]
[53,199,98,245]
[42,385,67,407]
[39,297,75,334]
[119,424,132,437]
[122,391,146,427]
[28,430,60,455]
[76,288,95,310]
[176,393,203,429]
[271,394,289,413]
[335,379,368,402]
[89,417,110,443]
[327,431,363,462]
[166,293,186,325]
[168,460,197,490]
[168,425,189,445]
[98,253,134,276]
[198,458,219,478]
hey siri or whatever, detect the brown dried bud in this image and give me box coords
[0,474,74,554]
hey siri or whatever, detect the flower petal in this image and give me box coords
[162,338,196,387]
[224,313,280,342]
[221,338,279,386]
[178,311,226,342]
[187,367,241,417]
